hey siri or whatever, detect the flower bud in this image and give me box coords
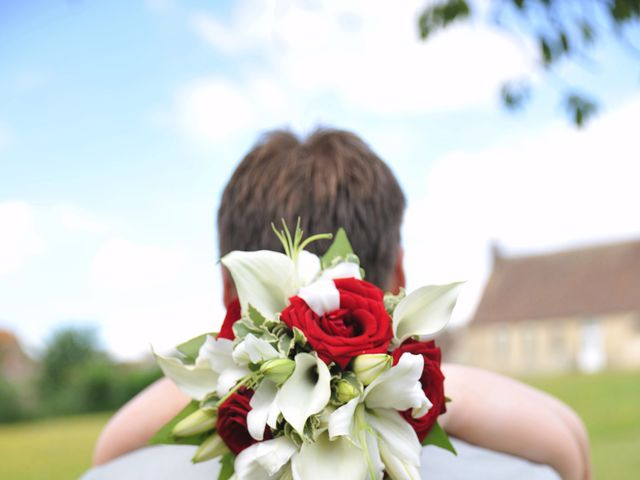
[192,432,229,463]
[259,358,295,385]
[335,379,360,403]
[172,409,217,437]
[352,354,392,386]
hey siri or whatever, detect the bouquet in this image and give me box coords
[151,221,460,479]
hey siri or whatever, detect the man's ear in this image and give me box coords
[388,247,406,294]
[222,267,237,308]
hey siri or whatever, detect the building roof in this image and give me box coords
[472,239,640,324]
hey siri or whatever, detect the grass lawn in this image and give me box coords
[0,371,637,479]
[0,413,111,480]
[523,370,640,480]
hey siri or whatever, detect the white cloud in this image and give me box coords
[0,201,44,275]
[403,95,640,323]
[187,0,532,119]
[90,238,189,291]
[89,237,223,358]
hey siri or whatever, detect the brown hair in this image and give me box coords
[217,128,406,289]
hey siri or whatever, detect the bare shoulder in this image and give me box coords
[92,378,190,466]
[439,363,590,480]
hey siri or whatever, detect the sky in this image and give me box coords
[1,0,639,359]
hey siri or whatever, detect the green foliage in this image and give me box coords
[32,326,162,418]
[149,400,207,446]
[417,0,640,126]
[177,333,213,363]
[0,376,24,422]
[565,94,598,127]
[418,0,470,39]
[38,326,103,397]
[320,227,356,269]
[422,421,457,454]
[218,452,235,480]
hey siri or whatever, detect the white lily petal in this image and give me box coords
[199,337,236,373]
[328,397,360,440]
[233,334,280,365]
[216,365,251,398]
[296,250,321,286]
[277,353,331,434]
[247,379,279,441]
[378,438,421,480]
[291,432,376,480]
[297,279,340,316]
[321,261,362,281]
[364,353,431,414]
[235,436,298,480]
[153,348,218,401]
[365,408,421,467]
[221,250,295,319]
[392,282,462,344]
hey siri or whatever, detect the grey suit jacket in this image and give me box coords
[81,438,560,479]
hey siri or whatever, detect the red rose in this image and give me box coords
[218,298,241,340]
[216,387,270,455]
[280,278,393,369]
[391,340,446,442]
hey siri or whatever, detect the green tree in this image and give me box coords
[418,0,640,126]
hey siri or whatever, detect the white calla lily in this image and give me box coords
[232,334,280,365]
[197,336,250,397]
[221,250,296,319]
[234,436,298,480]
[277,353,331,434]
[377,437,421,480]
[247,379,280,441]
[328,397,359,440]
[364,353,431,415]
[291,432,380,480]
[296,250,321,285]
[152,347,219,401]
[320,260,362,281]
[297,278,340,316]
[392,282,462,344]
[365,408,421,468]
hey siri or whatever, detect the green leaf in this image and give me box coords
[217,452,235,480]
[321,228,355,269]
[422,421,457,455]
[176,334,214,363]
[149,401,210,446]
[248,304,267,326]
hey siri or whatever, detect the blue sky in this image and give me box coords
[1,0,639,358]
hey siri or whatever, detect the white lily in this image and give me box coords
[221,250,296,319]
[232,333,281,365]
[392,282,462,344]
[234,436,298,480]
[221,249,324,319]
[152,345,219,401]
[277,353,331,434]
[154,335,251,400]
[328,353,429,480]
[247,352,331,439]
[200,336,251,398]
[320,260,362,281]
[291,432,381,480]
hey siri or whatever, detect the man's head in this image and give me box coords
[217,128,406,300]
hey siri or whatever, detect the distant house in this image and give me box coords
[456,240,640,375]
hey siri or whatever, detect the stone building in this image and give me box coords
[456,240,640,375]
